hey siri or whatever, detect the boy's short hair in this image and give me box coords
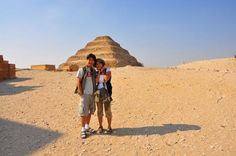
[86,53,96,61]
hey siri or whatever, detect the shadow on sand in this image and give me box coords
[0,118,63,156]
[0,77,41,96]
[112,124,201,136]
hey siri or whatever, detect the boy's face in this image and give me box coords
[86,58,95,67]
[96,63,103,70]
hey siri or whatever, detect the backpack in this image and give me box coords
[104,68,112,97]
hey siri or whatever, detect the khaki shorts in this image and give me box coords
[79,94,95,116]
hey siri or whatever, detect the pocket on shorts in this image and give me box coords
[79,95,88,116]
[99,88,109,102]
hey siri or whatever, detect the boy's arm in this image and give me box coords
[76,68,84,96]
[96,71,100,84]
[76,77,83,96]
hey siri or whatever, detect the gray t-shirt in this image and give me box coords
[76,67,94,95]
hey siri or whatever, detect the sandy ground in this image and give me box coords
[177,58,236,72]
[0,58,236,156]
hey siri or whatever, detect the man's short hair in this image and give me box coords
[86,53,96,61]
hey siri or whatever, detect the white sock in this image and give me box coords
[81,127,86,132]
[85,124,90,130]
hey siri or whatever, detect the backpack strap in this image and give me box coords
[79,67,87,93]
[81,67,87,83]
[91,67,97,92]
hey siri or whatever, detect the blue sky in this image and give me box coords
[0,0,236,68]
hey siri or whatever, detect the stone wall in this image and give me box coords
[31,64,56,71]
[0,55,16,81]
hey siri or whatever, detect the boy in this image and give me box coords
[76,53,97,139]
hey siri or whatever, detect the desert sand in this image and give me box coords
[0,58,236,156]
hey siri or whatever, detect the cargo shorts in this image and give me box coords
[95,88,112,118]
[79,94,96,116]
[97,101,112,118]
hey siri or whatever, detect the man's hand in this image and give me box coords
[74,86,78,94]
[78,87,83,96]
[79,92,83,97]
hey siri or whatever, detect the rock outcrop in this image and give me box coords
[58,36,143,71]
[31,65,56,71]
[0,55,16,81]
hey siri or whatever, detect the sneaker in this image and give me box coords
[81,131,87,139]
[85,127,96,135]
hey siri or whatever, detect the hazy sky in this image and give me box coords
[0,0,236,68]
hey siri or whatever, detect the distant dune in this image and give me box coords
[0,57,236,155]
[177,57,236,72]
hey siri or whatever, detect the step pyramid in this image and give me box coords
[58,36,143,71]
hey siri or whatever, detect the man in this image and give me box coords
[95,58,113,134]
[76,53,97,139]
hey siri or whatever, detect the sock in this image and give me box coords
[81,127,86,132]
[85,124,90,130]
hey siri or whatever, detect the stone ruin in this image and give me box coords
[31,64,56,71]
[0,55,16,81]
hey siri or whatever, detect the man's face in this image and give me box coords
[86,58,95,67]
[96,63,103,70]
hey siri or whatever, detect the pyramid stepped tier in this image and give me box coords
[58,36,143,71]
[75,46,129,55]
[0,55,16,81]
[85,40,120,48]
